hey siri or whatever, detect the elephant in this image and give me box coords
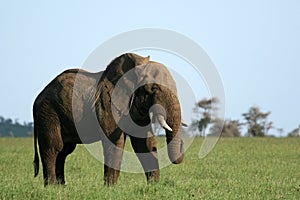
[33,53,185,186]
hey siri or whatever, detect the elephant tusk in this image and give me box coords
[157,114,172,132]
[149,112,154,122]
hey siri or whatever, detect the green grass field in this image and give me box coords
[0,137,299,199]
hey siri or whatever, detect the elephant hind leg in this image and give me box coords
[37,117,63,186]
[130,133,160,182]
[56,143,76,185]
[40,145,62,186]
[41,154,57,186]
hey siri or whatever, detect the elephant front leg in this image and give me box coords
[102,132,126,186]
[130,132,160,182]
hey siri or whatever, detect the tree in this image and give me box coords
[264,121,274,135]
[0,116,4,123]
[207,118,223,137]
[14,118,21,126]
[27,122,34,128]
[191,97,219,136]
[224,120,242,137]
[242,106,272,137]
[208,118,242,137]
[5,118,12,125]
[287,127,300,137]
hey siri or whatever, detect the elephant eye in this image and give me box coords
[152,84,159,92]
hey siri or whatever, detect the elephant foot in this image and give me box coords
[57,177,66,185]
[146,170,160,183]
[44,179,67,187]
[104,165,120,186]
[43,176,58,187]
[104,177,118,186]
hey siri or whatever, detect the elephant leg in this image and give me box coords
[130,133,160,182]
[39,137,63,186]
[102,131,126,186]
[37,115,63,186]
[56,143,76,185]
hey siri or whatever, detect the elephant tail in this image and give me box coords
[33,123,39,177]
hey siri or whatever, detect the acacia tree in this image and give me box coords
[191,97,219,136]
[242,106,272,137]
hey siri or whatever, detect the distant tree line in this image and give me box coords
[0,116,33,137]
[287,127,300,137]
[1,100,300,138]
[191,98,300,137]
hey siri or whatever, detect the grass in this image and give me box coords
[0,137,299,199]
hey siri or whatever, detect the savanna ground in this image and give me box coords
[0,137,299,199]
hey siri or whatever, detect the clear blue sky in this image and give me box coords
[1,0,299,135]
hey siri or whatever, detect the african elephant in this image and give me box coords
[33,53,184,186]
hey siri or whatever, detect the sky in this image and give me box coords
[1,0,300,136]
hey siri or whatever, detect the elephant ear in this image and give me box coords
[109,53,150,118]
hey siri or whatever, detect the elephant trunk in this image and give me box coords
[166,129,184,164]
[152,90,184,164]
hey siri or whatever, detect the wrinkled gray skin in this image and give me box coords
[33,53,184,186]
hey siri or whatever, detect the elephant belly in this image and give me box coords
[62,117,103,144]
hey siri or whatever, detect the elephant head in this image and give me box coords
[110,58,184,164]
